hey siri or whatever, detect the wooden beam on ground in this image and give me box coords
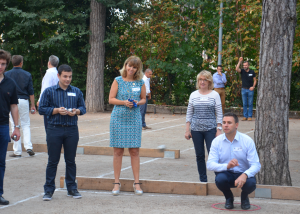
[60,176,300,201]
[60,176,207,196]
[7,144,180,158]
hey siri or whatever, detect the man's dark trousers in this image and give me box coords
[44,124,79,193]
[140,96,148,127]
[44,115,48,133]
[0,125,9,196]
[215,171,256,200]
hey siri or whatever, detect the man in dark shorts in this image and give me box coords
[0,49,21,205]
[236,57,256,121]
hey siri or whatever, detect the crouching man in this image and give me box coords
[207,112,261,210]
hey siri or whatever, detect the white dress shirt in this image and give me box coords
[142,75,150,96]
[38,67,59,101]
[207,131,261,178]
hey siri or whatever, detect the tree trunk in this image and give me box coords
[86,0,106,112]
[254,0,296,186]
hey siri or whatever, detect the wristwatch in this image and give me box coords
[217,127,222,131]
[14,125,21,129]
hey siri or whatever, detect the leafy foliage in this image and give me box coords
[0,0,90,99]
[1,0,299,110]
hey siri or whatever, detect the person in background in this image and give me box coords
[140,68,153,130]
[213,65,227,114]
[109,56,146,196]
[185,70,223,182]
[235,57,256,121]
[5,55,35,157]
[207,112,261,210]
[0,49,21,205]
[37,55,59,132]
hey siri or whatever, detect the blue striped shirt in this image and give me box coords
[186,90,223,131]
[39,83,86,126]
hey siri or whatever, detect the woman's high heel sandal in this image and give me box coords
[133,183,143,195]
[112,183,121,196]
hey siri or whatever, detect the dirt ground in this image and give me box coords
[1,112,300,213]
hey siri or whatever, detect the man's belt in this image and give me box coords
[242,87,250,89]
[49,124,74,127]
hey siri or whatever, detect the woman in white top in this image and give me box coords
[185,70,223,182]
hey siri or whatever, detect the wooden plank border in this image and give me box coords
[60,176,207,196]
[7,144,180,159]
[59,176,300,201]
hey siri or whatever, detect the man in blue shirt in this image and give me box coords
[5,55,36,157]
[213,65,227,114]
[39,64,86,201]
[207,112,261,210]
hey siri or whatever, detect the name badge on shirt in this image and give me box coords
[249,74,253,76]
[233,147,243,152]
[67,92,76,96]
[132,87,140,92]
[200,97,209,101]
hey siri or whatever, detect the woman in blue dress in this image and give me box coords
[109,56,146,196]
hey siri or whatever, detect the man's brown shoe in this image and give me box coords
[142,127,147,130]
[247,118,252,121]
[241,117,247,121]
[145,126,151,129]
[9,153,21,158]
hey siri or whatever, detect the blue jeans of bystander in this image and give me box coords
[140,96,148,127]
[241,89,254,118]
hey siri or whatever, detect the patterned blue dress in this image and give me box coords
[110,76,144,148]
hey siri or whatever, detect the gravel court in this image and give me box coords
[2,112,300,213]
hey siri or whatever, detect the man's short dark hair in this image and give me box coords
[223,112,239,123]
[0,49,11,70]
[243,61,249,65]
[49,55,59,67]
[12,55,23,66]
[217,65,222,69]
[58,64,72,75]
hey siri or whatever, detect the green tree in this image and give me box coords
[0,0,90,99]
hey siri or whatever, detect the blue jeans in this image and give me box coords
[241,88,254,118]
[191,128,216,182]
[44,124,79,193]
[0,125,9,196]
[215,171,256,200]
[140,97,148,127]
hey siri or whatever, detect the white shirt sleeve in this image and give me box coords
[143,75,151,95]
[243,140,261,178]
[214,91,223,124]
[185,92,194,123]
[38,69,59,101]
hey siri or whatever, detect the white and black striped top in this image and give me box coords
[186,90,223,131]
